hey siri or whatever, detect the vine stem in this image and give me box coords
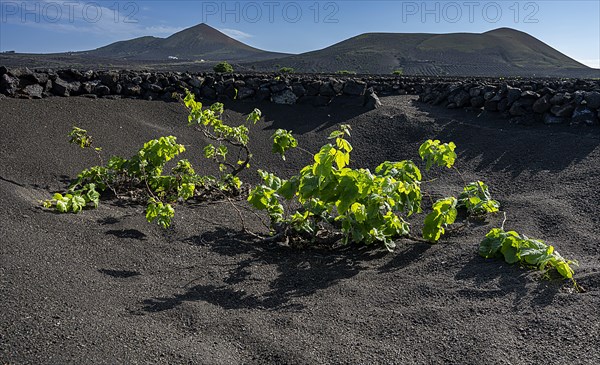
[245,206,272,231]
[140,169,159,202]
[422,191,435,206]
[226,197,276,240]
[501,212,507,230]
[452,166,468,187]
[572,279,586,293]
[227,196,249,233]
[92,146,104,167]
[296,146,315,158]
[406,234,433,244]
[199,128,252,177]
[201,197,272,231]
[88,141,120,198]
[196,216,226,227]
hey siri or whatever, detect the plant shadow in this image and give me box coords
[455,255,562,308]
[106,229,147,241]
[99,269,141,278]
[377,241,432,273]
[140,228,388,312]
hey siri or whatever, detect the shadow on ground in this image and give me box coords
[140,228,389,312]
[455,255,564,307]
[414,100,600,176]
[224,98,372,135]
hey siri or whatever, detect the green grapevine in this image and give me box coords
[422,197,458,243]
[419,139,457,171]
[479,228,581,290]
[44,90,262,228]
[44,103,583,291]
[458,181,500,215]
[43,183,100,213]
[68,126,93,149]
[146,198,175,229]
[249,128,463,250]
[271,129,298,160]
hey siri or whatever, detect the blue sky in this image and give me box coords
[1,0,599,68]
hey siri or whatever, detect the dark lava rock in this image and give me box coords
[271,89,297,105]
[343,80,367,96]
[532,94,552,114]
[68,81,82,96]
[470,96,485,108]
[549,93,566,105]
[484,100,499,112]
[270,82,288,93]
[99,71,119,89]
[572,106,598,125]
[509,100,529,116]
[32,72,49,85]
[521,90,540,101]
[331,79,344,94]
[237,87,255,100]
[483,91,496,101]
[51,77,71,96]
[469,86,484,98]
[364,88,382,109]
[79,94,98,99]
[255,87,271,102]
[291,83,306,97]
[551,103,576,117]
[22,84,43,99]
[573,91,585,104]
[94,84,111,96]
[543,114,566,125]
[584,91,600,109]
[319,83,336,96]
[131,76,143,85]
[146,84,163,93]
[306,81,322,96]
[452,90,471,108]
[506,87,522,105]
[0,74,19,95]
[79,81,94,95]
[201,86,217,100]
[123,85,142,96]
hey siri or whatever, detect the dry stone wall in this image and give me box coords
[420,79,600,126]
[1,66,599,126]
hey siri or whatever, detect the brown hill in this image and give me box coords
[250,28,598,78]
[80,23,288,62]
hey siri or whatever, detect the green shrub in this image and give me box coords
[279,67,294,74]
[392,69,404,75]
[213,61,233,73]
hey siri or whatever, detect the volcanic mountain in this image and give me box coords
[2,25,597,77]
[251,27,597,78]
[80,23,288,62]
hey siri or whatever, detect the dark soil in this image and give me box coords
[1,95,599,364]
